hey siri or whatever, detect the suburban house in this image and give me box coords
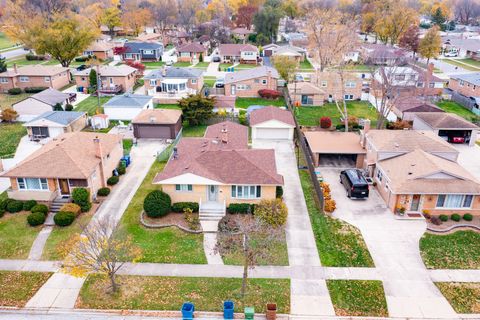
[218,44,259,64]
[83,41,114,60]
[103,93,154,120]
[360,43,408,65]
[132,109,182,139]
[143,67,204,103]
[224,66,279,97]
[1,132,123,202]
[311,71,364,101]
[250,106,295,142]
[412,112,479,146]
[391,96,444,121]
[271,45,306,62]
[122,42,164,61]
[176,42,208,63]
[447,73,480,112]
[24,111,87,141]
[12,88,76,122]
[74,65,137,94]
[153,121,283,212]
[231,27,254,43]
[0,65,70,93]
[442,38,480,60]
[287,82,325,106]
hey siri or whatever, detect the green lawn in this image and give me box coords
[155,103,181,110]
[299,170,374,267]
[78,274,290,313]
[6,56,46,66]
[0,122,27,158]
[327,280,388,317]
[420,231,480,269]
[296,101,378,127]
[458,58,480,68]
[0,271,52,307]
[173,62,192,67]
[115,160,207,264]
[0,32,16,50]
[182,125,207,137]
[0,93,33,110]
[442,59,480,71]
[143,61,165,69]
[235,97,286,109]
[436,100,478,122]
[219,63,232,70]
[204,76,216,87]
[123,139,133,155]
[435,282,480,314]
[0,212,42,259]
[233,64,259,70]
[194,62,210,70]
[299,60,314,71]
[74,96,112,116]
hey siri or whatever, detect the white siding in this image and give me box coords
[14,99,53,122]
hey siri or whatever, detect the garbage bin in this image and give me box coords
[223,300,234,319]
[244,306,254,320]
[124,154,131,166]
[181,302,194,320]
[266,303,277,320]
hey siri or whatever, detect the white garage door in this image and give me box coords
[256,128,290,140]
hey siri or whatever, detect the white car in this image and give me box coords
[444,51,458,57]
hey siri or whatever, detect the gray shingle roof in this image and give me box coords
[26,111,86,126]
[124,42,163,54]
[224,66,279,84]
[452,73,480,86]
[144,67,203,80]
[26,88,71,106]
[103,94,153,108]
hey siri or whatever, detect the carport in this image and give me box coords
[304,131,366,168]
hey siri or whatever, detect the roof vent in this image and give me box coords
[149,116,156,123]
[212,140,219,144]
[394,142,399,148]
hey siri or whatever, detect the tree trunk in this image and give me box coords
[109,272,119,293]
[241,233,249,300]
[343,100,349,132]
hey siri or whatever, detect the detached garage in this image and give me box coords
[250,106,295,142]
[132,109,182,139]
[103,94,153,121]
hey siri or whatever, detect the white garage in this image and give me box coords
[103,93,154,121]
[250,106,295,142]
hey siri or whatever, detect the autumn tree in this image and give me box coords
[176,0,203,32]
[455,0,480,24]
[178,94,215,126]
[272,56,298,83]
[81,3,106,29]
[122,8,152,36]
[61,217,142,293]
[419,25,441,64]
[0,107,18,122]
[236,5,258,28]
[101,6,122,36]
[373,1,419,45]
[282,0,301,19]
[398,24,420,58]
[147,0,178,38]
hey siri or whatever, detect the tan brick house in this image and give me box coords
[83,41,114,60]
[176,42,208,63]
[74,65,137,94]
[218,44,259,64]
[0,65,70,93]
[287,82,325,106]
[311,71,363,101]
[448,73,480,98]
[224,66,279,97]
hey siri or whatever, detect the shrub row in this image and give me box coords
[258,89,281,99]
[25,54,46,61]
[171,202,199,213]
[438,213,473,222]
[227,203,255,214]
[7,87,48,95]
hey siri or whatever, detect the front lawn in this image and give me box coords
[298,60,314,71]
[0,212,42,259]
[115,160,207,264]
[442,59,480,71]
[233,64,259,70]
[143,61,165,69]
[420,231,480,269]
[327,280,388,317]
[74,96,112,115]
[173,62,192,67]
[182,125,207,137]
[155,103,181,110]
[0,122,27,158]
[299,170,374,267]
[77,274,290,313]
[0,32,16,50]
[235,97,286,109]
[0,92,33,110]
[458,58,480,68]
[194,62,210,70]
[6,56,46,66]
[436,100,478,122]
[0,271,52,307]
[436,282,480,314]
[296,101,378,127]
[204,76,216,87]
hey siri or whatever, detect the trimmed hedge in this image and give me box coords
[451,213,461,222]
[59,203,81,217]
[463,213,473,221]
[7,200,24,213]
[227,203,255,214]
[54,211,75,227]
[23,200,38,211]
[97,187,111,197]
[117,164,126,175]
[25,54,45,61]
[439,214,449,222]
[72,188,92,212]
[8,88,22,95]
[27,211,46,226]
[171,202,199,213]
[24,87,48,93]
[276,186,283,198]
[107,176,119,186]
[31,204,49,215]
[143,190,171,218]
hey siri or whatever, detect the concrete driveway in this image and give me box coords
[454,143,480,180]
[321,168,458,319]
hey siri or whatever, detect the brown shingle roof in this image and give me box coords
[1,132,121,179]
[132,109,182,125]
[305,131,366,154]
[287,82,324,95]
[1,65,69,77]
[219,43,258,56]
[224,66,279,84]
[204,121,248,148]
[413,112,479,130]
[250,106,295,127]
[177,42,206,53]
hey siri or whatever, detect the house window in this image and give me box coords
[191,79,197,84]
[262,79,267,85]
[436,194,473,208]
[376,169,383,182]
[143,49,154,55]
[17,178,48,191]
[409,74,416,80]
[0,77,9,83]
[237,84,251,90]
[459,80,464,86]
[417,82,424,87]
[45,77,50,82]
[321,81,327,87]
[345,81,356,88]
[429,82,435,88]
[254,79,259,83]
[69,179,88,187]
[81,77,86,81]
[394,74,405,81]
[231,185,261,199]
[344,94,354,100]
[150,80,156,86]
[175,184,193,192]
[124,53,133,59]
[19,76,29,82]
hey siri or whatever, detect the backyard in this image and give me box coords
[204,76,216,87]
[235,97,286,109]
[74,96,112,115]
[298,60,315,72]
[0,271,52,307]
[436,100,479,122]
[0,212,42,259]
[182,125,207,137]
[0,92,32,110]
[0,122,27,158]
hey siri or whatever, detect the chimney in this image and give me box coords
[13,63,18,74]
[94,137,107,187]
[427,63,434,77]
[221,128,228,144]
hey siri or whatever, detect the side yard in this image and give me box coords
[436,100,479,122]
[0,92,33,111]
[74,96,112,115]
[236,97,286,109]
[0,122,27,158]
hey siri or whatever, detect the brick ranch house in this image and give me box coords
[176,42,208,63]
[224,66,279,97]
[1,132,123,203]
[73,65,137,94]
[218,44,259,64]
[0,65,70,93]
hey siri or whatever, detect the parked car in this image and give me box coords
[165,60,173,66]
[215,78,225,88]
[340,169,369,199]
[76,64,88,71]
[444,51,458,57]
[212,56,221,62]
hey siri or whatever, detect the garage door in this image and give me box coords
[135,125,171,139]
[256,128,290,140]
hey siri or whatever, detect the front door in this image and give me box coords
[208,185,218,201]
[410,194,421,212]
[231,85,236,95]
[58,179,70,195]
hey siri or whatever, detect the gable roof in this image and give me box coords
[287,82,324,95]
[85,41,114,52]
[219,43,258,56]
[204,121,249,148]
[231,27,254,35]
[451,73,480,86]
[413,112,479,130]
[132,109,182,124]
[177,42,206,53]
[25,111,86,127]
[224,66,279,84]
[124,41,163,53]
[13,88,71,107]
[103,94,153,108]
[250,106,295,127]
[305,131,365,154]
[273,46,303,57]
[143,67,203,80]
[0,65,69,77]
[74,65,137,77]
[1,132,121,179]
[394,96,444,114]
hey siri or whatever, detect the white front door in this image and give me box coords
[231,85,236,95]
[207,185,218,201]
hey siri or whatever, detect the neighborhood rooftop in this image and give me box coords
[74,65,137,77]
[414,112,479,129]
[224,66,279,84]
[18,88,72,106]
[249,106,295,127]
[144,67,204,79]
[450,73,480,86]
[25,111,86,126]
[104,94,152,108]
[0,65,69,76]
[132,109,182,125]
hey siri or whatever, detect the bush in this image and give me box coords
[8,88,22,95]
[74,56,89,62]
[255,199,288,227]
[23,200,38,211]
[320,116,332,129]
[439,214,449,222]
[171,202,199,213]
[117,164,126,175]
[31,204,49,215]
[451,213,461,222]
[276,186,283,198]
[97,187,111,197]
[430,216,442,225]
[0,209,4,218]
[25,54,45,61]
[65,104,74,111]
[54,211,75,227]
[7,200,24,213]
[0,198,8,211]
[143,190,171,218]
[218,215,239,233]
[59,203,81,217]
[324,199,336,213]
[228,203,255,214]
[72,187,92,212]
[183,208,200,230]
[107,176,119,186]
[27,212,46,226]
[335,124,345,131]
[258,89,281,99]
[24,87,48,93]
[463,213,473,221]
[320,182,331,194]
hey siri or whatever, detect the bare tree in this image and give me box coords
[455,0,480,24]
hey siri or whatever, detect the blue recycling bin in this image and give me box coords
[122,154,131,167]
[223,300,234,319]
[181,302,194,319]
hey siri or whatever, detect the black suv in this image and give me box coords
[340,169,369,199]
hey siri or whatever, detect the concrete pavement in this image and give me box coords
[28,226,53,260]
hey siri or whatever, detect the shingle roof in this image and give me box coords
[451,73,480,86]
[204,121,248,148]
[219,43,258,56]
[224,66,279,84]
[177,42,206,53]
[103,94,153,108]
[15,88,71,106]
[287,82,324,95]
[413,112,479,129]
[250,106,295,127]
[0,65,69,77]
[305,131,366,154]
[132,109,182,124]
[124,41,163,54]
[143,67,203,80]
[25,111,86,126]
[394,96,444,113]
[231,27,254,35]
[1,132,121,179]
[74,65,137,77]
[85,41,114,52]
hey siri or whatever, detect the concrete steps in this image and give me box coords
[50,197,70,213]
